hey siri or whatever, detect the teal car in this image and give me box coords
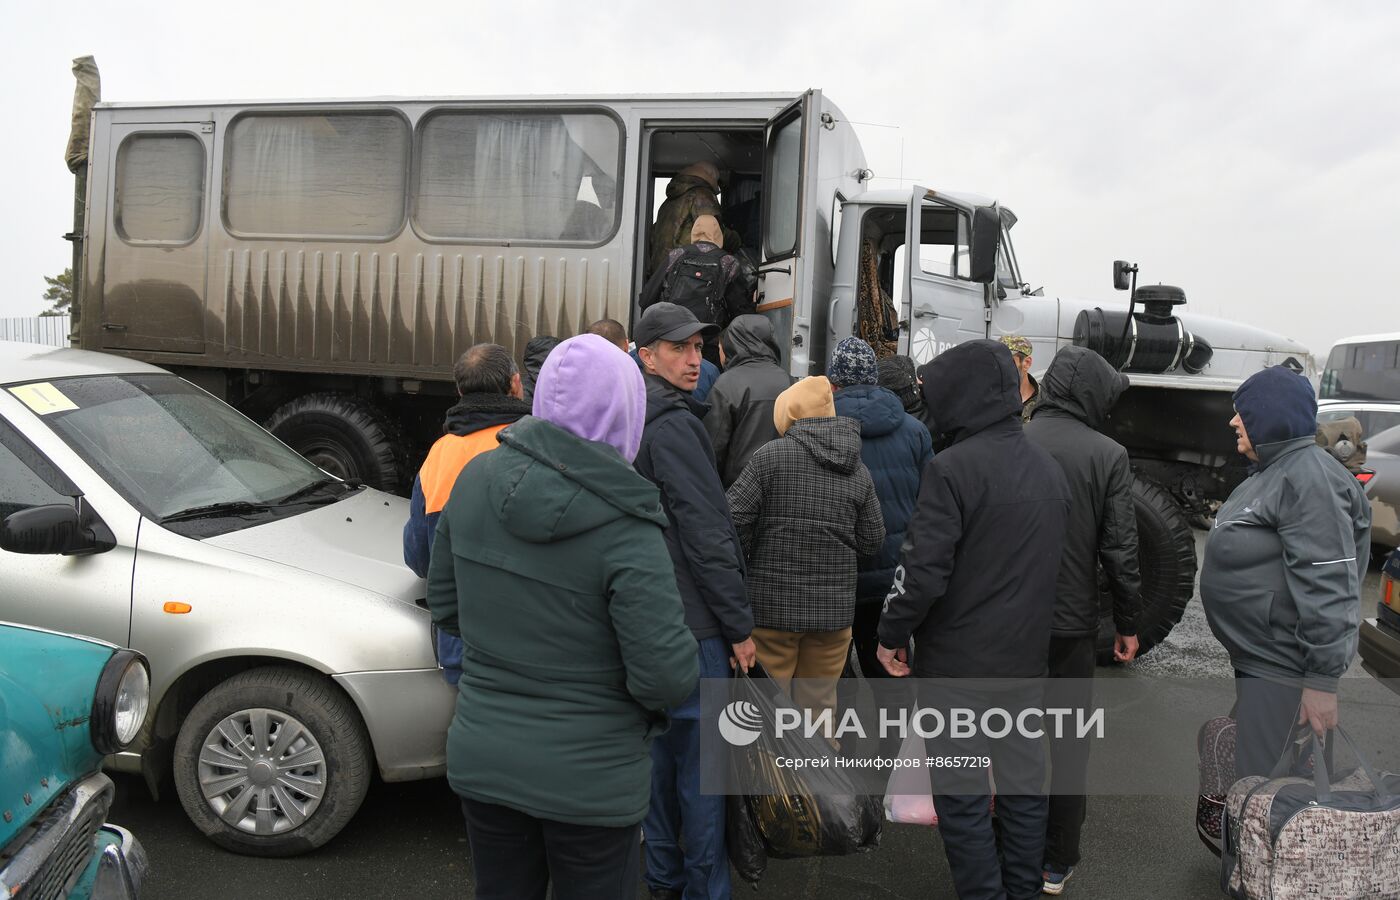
[0,621,149,898]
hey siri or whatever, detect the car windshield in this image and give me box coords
[16,374,332,522]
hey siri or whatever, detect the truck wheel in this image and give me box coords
[172,666,371,857]
[1096,474,1198,664]
[265,392,405,493]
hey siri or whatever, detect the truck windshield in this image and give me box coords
[997,227,1021,289]
[22,374,333,523]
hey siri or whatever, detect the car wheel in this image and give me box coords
[265,392,405,493]
[1096,474,1198,664]
[173,666,371,857]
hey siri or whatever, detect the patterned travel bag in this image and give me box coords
[1222,727,1400,899]
[1197,714,1238,855]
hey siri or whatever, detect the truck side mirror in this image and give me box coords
[1113,260,1137,291]
[968,206,1001,285]
[1,503,113,556]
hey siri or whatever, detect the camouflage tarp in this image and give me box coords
[65,56,100,174]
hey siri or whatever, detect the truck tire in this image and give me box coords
[172,666,371,857]
[1096,474,1198,664]
[265,392,405,493]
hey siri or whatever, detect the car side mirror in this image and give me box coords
[1,503,114,556]
[968,206,1001,285]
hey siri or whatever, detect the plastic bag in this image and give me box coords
[726,793,768,885]
[883,731,938,826]
[727,668,882,863]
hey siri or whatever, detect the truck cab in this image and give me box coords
[827,185,1316,658]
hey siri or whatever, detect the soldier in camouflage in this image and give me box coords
[1002,334,1040,422]
[647,162,737,279]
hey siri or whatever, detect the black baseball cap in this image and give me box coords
[634,302,719,348]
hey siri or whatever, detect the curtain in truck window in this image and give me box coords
[115,133,205,243]
[225,113,409,238]
[414,112,621,243]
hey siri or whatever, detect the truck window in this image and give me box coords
[765,111,801,257]
[225,112,409,239]
[115,133,204,244]
[415,111,621,244]
[1321,339,1400,400]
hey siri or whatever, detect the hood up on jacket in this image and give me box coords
[665,171,718,201]
[533,333,647,462]
[720,315,782,368]
[785,416,864,476]
[493,417,666,544]
[834,383,906,439]
[1233,365,1318,449]
[1034,344,1129,429]
[919,340,1022,445]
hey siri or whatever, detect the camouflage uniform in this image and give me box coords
[1001,334,1040,422]
[647,174,723,278]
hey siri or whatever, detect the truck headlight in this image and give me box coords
[91,650,150,754]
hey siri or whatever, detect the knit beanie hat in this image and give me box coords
[773,376,835,435]
[878,354,922,411]
[1232,365,1318,449]
[827,336,878,387]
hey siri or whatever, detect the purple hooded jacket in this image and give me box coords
[533,334,646,463]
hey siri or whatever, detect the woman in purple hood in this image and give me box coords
[426,334,699,900]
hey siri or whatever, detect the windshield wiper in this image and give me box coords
[160,501,274,523]
[274,478,352,506]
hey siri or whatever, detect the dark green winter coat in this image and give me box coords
[426,416,699,827]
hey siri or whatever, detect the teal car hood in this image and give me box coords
[0,622,112,848]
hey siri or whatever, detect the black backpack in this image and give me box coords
[661,249,726,324]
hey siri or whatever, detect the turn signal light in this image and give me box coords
[162,601,192,615]
[1384,573,1396,611]
[1356,471,1375,485]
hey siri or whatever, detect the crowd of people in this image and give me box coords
[407,292,1371,899]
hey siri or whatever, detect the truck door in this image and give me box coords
[899,186,991,365]
[100,122,213,354]
[759,91,821,376]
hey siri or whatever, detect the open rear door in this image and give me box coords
[758,90,821,375]
[900,186,995,365]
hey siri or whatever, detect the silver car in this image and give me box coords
[0,341,454,857]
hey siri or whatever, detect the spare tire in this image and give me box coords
[266,393,405,493]
[1096,474,1198,664]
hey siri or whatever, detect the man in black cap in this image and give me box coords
[634,302,754,900]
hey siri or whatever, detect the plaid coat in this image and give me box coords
[727,416,885,632]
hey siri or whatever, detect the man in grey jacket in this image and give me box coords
[703,315,792,487]
[1202,365,1371,777]
[1024,346,1142,893]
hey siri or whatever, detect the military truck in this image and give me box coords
[66,83,1315,659]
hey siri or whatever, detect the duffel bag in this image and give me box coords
[1197,714,1237,854]
[1222,726,1400,899]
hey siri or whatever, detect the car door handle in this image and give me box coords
[914,305,938,319]
[101,323,128,331]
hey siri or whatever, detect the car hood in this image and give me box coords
[202,488,424,603]
[0,622,111,847]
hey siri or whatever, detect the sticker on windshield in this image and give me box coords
[8,382,79,415]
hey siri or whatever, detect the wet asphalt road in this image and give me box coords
[110,536,1391,900]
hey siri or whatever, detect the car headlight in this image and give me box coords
[91,650,150,754]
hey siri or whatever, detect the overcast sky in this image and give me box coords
[2,0,1395,361]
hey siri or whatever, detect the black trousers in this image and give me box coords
[1044,635,1096,869]
[1233,670,1304,777]
[923,680,1048,900]
[459,796,641,900]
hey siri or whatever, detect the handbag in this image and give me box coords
[1222,726,1400,899]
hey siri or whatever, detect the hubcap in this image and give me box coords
[197,707,327,836]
